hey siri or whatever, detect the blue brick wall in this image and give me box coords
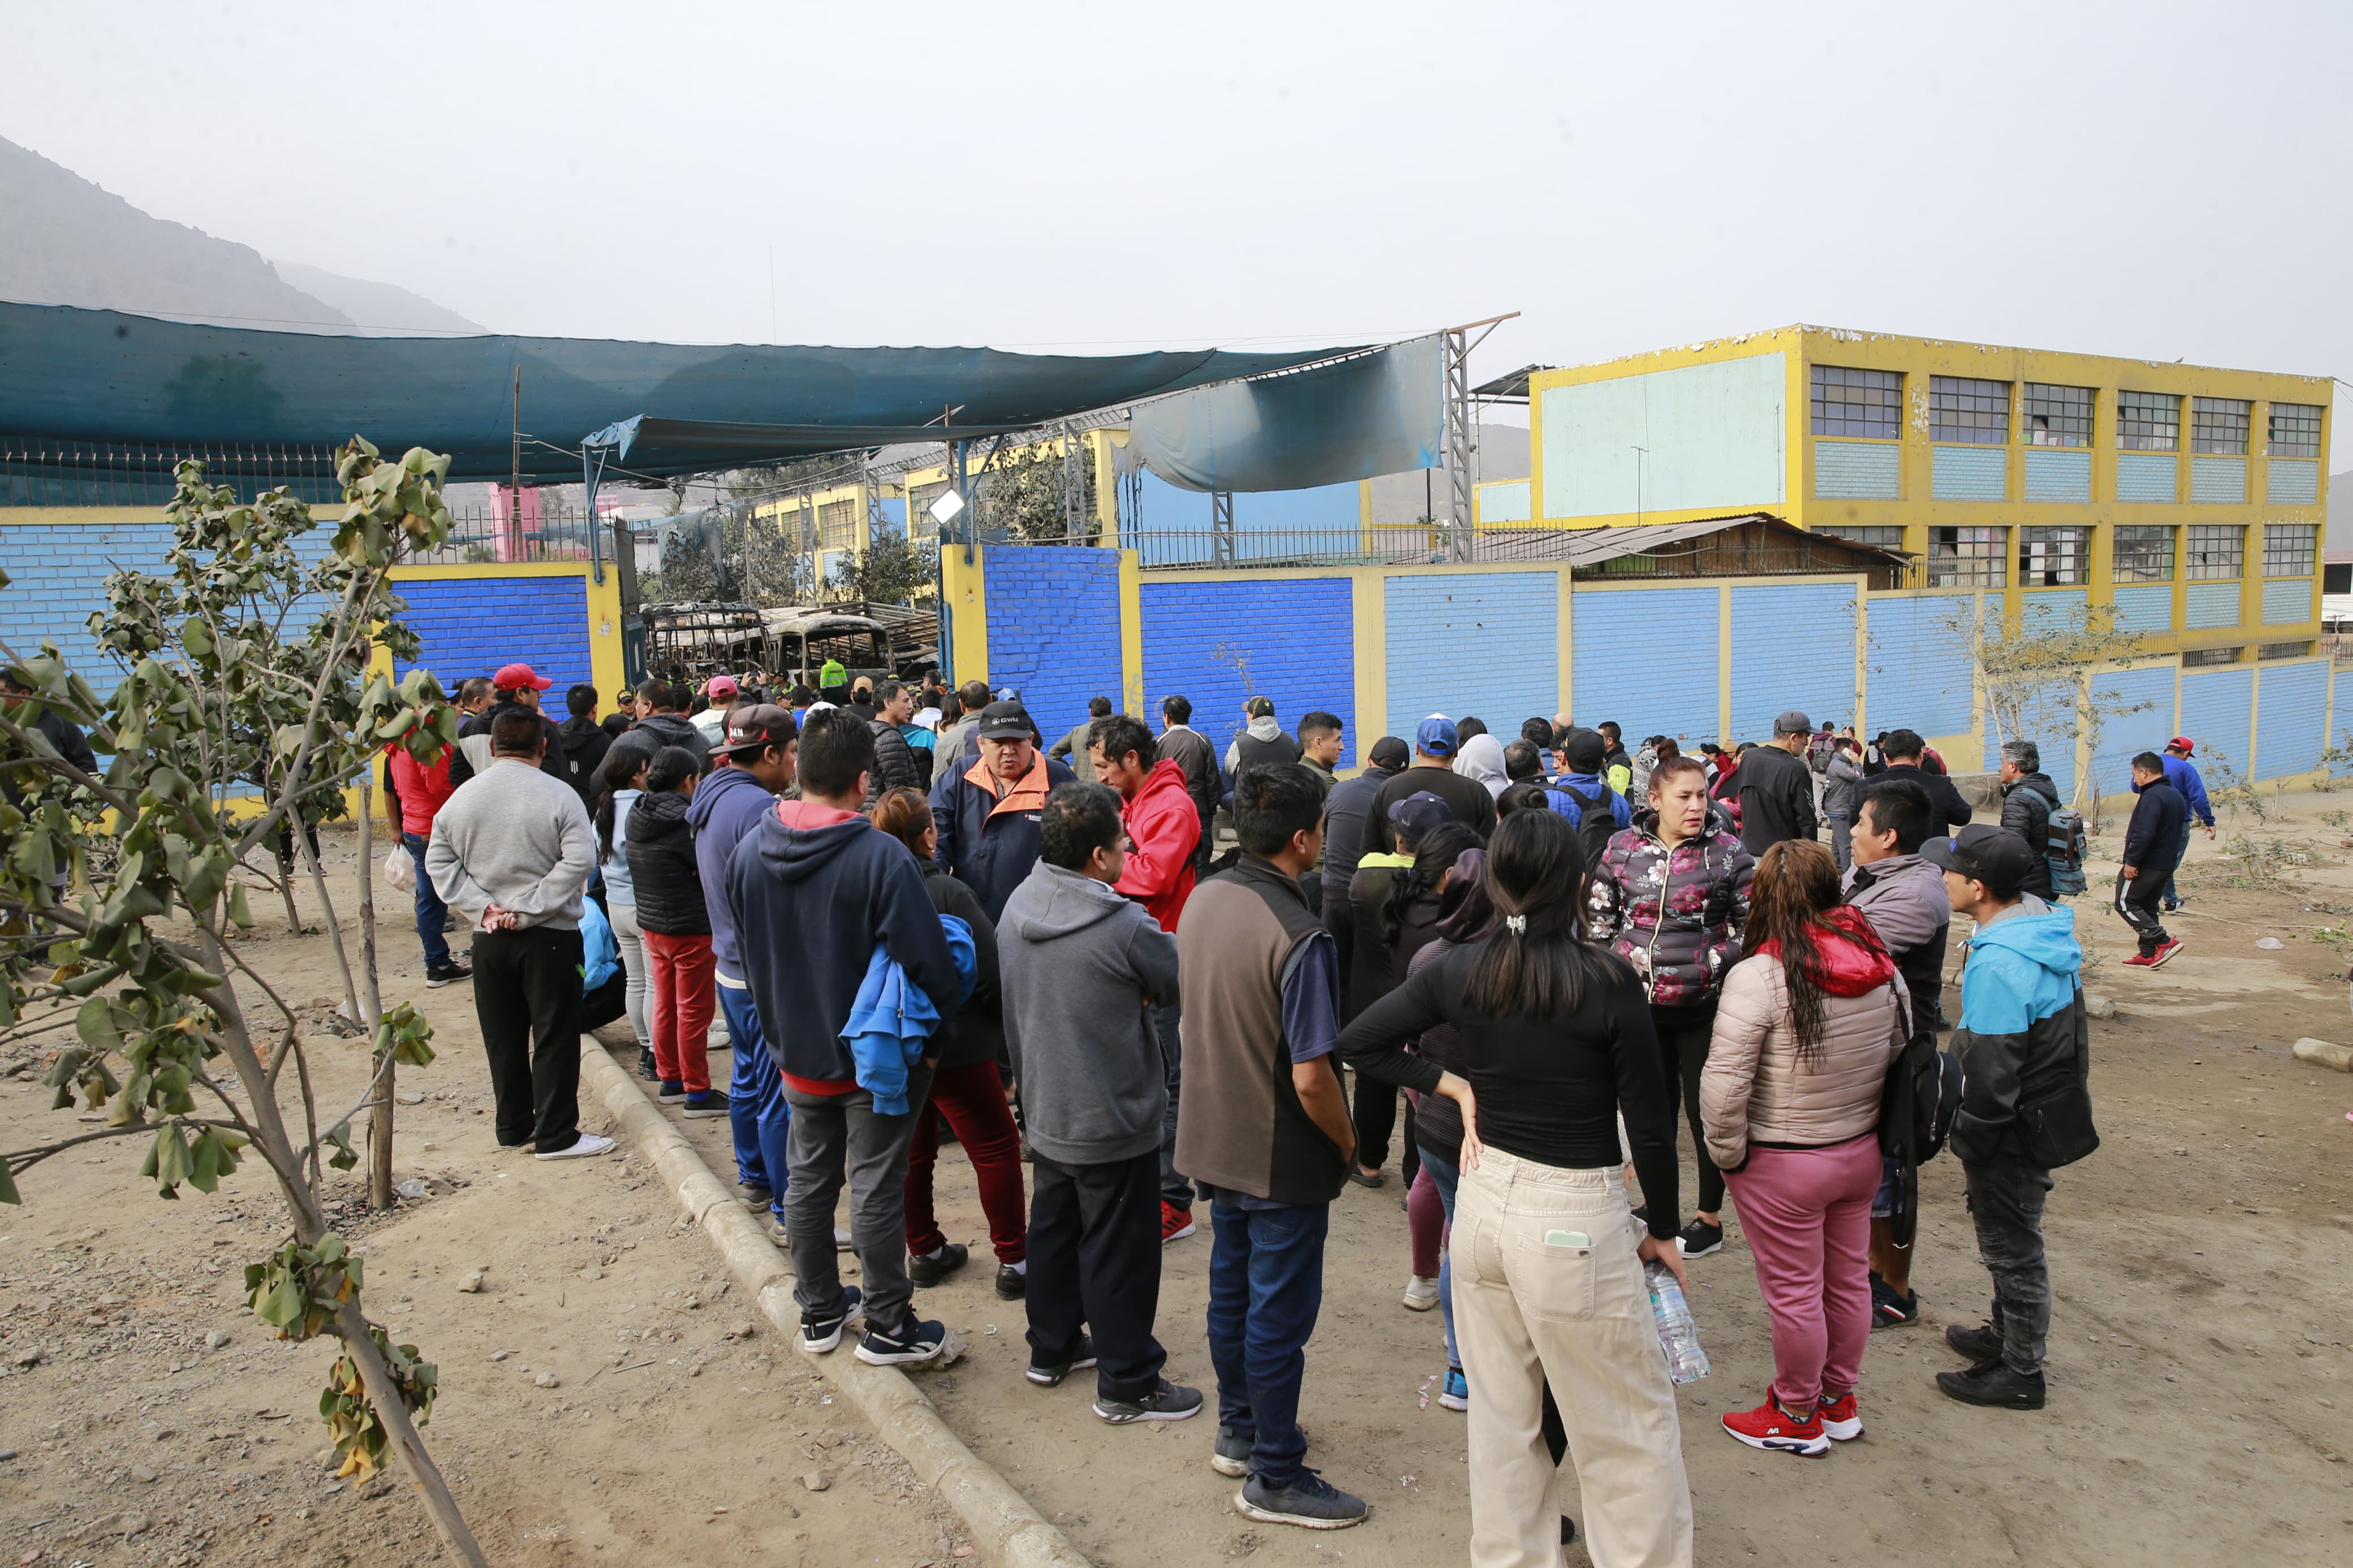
[2115,452,2177,503]
[1,518,334,686]
[1139,578,1356,766]
[393,576,593,693]
[1385,573,1558,743]
[1813,440,1900,499]
[2255,660,2327,780]
[2111,584,2174,633]
[2087,666,2178,800]
[2334,671,2353,777]
[1864,594,1975,738]
[982,547,1124,746]
[1730,583,1856,737]
[1932,446,2007,501]
[2022,448,2092,502]
[1572,586,1718,744]
[2178,667,2255,781]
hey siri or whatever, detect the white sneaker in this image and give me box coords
[1402,1275,1440,1312]
[536,1133,617,1161]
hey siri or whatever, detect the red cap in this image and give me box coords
[706,675,740,699]
[493,663,553,692]
[2168,735,2193,755]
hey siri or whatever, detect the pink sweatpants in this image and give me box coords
[1722,1132,1882,1407]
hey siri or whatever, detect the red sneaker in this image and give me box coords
[1160,1201,1197,1243]
[1816,1390,1863,1441]
[2121,952,2154,968]
[1721,1388,1829,1457]
[2148,938,2183,968]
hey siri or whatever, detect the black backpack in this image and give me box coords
[1876,998,1964,1250]
[1551,779,1623,867]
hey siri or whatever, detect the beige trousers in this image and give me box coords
[1453,1147,1693,1568]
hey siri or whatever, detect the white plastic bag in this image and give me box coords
[382,843,416,893]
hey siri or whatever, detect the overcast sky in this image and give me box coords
[6,1,2347,422]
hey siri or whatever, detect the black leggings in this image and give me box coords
[1653,999,1725,1215]
[1349,1069,1419,1184]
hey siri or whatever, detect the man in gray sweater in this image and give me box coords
[425,709,611,1160]
[998,782,1200,1424]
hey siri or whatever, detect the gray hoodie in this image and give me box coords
[997,860,1181,1166]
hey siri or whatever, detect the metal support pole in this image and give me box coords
[1443,327,1474,563]
[1212,491,1235,567]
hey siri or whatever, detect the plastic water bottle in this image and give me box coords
[1644,1260,1711,1385]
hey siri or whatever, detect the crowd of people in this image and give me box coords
[387,656,2188,1560]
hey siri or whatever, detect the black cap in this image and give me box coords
[1563,728,1606,774]
[1921,824,2039,896]
[975,700,1036,740]
[712,703,796,757]
[1367,736,1410,771]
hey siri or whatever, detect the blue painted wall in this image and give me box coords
[2185,582,2242,630]
[1139,578,1355,766]
[1572,587,1717,745]
[2178,667,2255,780]
[2262,579,2314,624]
[1730,583,1857,737]
[1540,354,1787,518]
[2268,460,2320,504]
[2022,590,2088,636]
[393,576,593,694]
[1864,594,1975,738]
[2087,665,2178,801]
[1385,572,1558,741]
[2115,452,2177,503]
[2022,448,2091,502]
[1931,446,2006,501]
[1,518,335,688]
[1986,711,2076,805]
[2111,584,2174,633]
[983,546,1124,747]
[2255,661,2328,780]
[1813,440,1901,499]
[2190,457,2247,504]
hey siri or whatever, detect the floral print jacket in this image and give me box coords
[1587,825,1755,1007]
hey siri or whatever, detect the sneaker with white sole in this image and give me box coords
[1816,1389,1863,1441]
[1092,1379,1204,1424]
[855,1315,950,1368]
[1402,1275,1440,1312]
[1720,1387,1830,1457]
[1026,1333,1096,1387]
[1677,1217,1723,1258]
[1235,1468,1368,1530]
[681,1090,730,1118]
[1438,1367,1469,1411]
[1212,1422,1311,1478]
[799,1286,864,1355]
[535,1133,616,1161]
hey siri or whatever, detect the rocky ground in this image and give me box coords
[4,786,2352,1566]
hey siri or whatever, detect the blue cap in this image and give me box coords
[1415,714,1458,757]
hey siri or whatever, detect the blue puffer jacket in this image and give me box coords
[1949,899,2090,1165]
[846,914,977,1115]
[929,750,1078,922]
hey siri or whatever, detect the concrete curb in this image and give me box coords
[579,1039,1093,1568]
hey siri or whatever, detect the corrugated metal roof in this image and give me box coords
[1471,512,1912,567]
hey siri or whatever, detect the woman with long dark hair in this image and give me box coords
[624,745,728,1117]
[1341,809,1693,1565]
[1588,753,1755,1259]
[870,786,1029,1297]
[1703,840,1906,1457]
[592,734,660,1077]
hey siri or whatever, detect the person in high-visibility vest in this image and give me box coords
[817,656,848,697]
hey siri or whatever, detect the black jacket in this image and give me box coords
[863,718,922,810]
[557,716,613,812]
[1735,743,1817,855]
[920,863,1003,1072]
[1999,772,2059,899]
[624,789,711,936]
[448,702,565,789]
[1881,762,1972,834]
[1320,764,1400,893]
[5,708,100,808]
[2122,781,2186,883]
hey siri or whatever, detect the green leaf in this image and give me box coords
[74,995,123,1054]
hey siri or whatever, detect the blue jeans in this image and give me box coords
[718,983,790,1216]
[1206,1199,1329,1488]
[403,832,450,969]
[2161,821,2192,908]
[1420,1147,1462,1371]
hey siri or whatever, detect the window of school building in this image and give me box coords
[1810,365,1902,438]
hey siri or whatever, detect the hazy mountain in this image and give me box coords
[0,135,476,335]
[273,261,483,335]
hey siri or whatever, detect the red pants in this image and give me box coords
[905,1057,1027,1264]
[643,930,714,1095]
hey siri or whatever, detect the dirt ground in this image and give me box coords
[5,787,2352,1567]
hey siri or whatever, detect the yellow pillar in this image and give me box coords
[941,545,989,686]
[1351,568,1388,759]
[1118,549,1144,715]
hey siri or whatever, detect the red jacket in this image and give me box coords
[1115,758,1201,932]
[385,744,454,838]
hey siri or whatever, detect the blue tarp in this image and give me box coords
[0,302,1364,482]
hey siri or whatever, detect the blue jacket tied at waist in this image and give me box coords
[844,913,977,1115]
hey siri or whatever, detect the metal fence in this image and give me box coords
[403,506,609,566]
